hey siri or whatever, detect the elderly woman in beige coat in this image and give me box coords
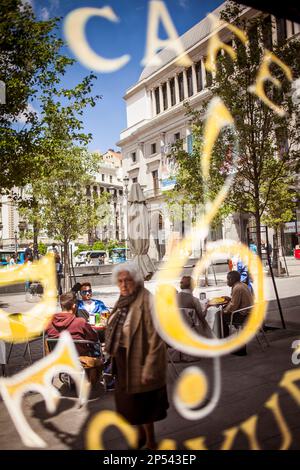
[105,262,168,450]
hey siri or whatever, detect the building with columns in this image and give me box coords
[0,149,125,250]
[117,2,300,261]
[88,149,125,244]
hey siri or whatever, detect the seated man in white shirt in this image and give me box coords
[77,282,110,340]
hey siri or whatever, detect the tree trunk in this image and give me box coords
[33,221,39,260]
[254,210,262,258]
[272,227,283,277]
[63,238,71,292]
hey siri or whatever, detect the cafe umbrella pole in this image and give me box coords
[265,226,286,330]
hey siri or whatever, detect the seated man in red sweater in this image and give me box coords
[46,292,102,384]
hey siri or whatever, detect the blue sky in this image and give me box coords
[29,0,223,152]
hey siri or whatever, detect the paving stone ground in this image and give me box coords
[0,257,300,450]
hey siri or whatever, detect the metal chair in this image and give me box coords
[5,331,46,374]
[166,346,180,379]
[45,337,105,403]
[229,305,270,350]
[166,308,205,373]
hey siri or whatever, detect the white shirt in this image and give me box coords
[82,300,96,314]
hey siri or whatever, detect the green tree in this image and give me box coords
[0,0,100,192]
[21,148,111,290]
[171,2,300,259]
[213,2,300,255]
[168,103,234,227]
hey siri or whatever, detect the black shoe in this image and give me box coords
[231,350,247,356]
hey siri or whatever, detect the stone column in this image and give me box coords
[159,85,164,112]
[166,80,171,108]
[191,63,197,94]
[138,141,144,161]
[183,69,188,99]
[174,74,180,104]
[151,89,156,116]
[201,58,206,88]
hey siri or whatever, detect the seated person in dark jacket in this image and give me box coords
[177,276,212,338]
[46,291,99,357]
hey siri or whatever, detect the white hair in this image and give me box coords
[112,262,144,286]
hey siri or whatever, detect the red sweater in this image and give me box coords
[46,312,98,356]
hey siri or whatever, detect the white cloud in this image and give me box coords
[16,103,38,124]
[41,7,50,21]
[21,0,34,9]
[179,0,189,8]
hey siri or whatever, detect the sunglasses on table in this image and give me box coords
[80,289,92,295]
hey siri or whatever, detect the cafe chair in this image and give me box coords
[229,306,270,351]
[166,308,202,371]
[45,337,105,405]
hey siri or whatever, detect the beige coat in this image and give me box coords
[111,287,167,394]
[223,282,253,315]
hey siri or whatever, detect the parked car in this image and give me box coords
[74,250,108,266]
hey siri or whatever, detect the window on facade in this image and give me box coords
[110,175,113,183]
[186,67,193,97]
[152,170,159,192]
[155,87,160,114]
[132,177,138,183]
[187,134,193,155]
[158,214,163,230]
[276,18,287,44]
[216,49,223,69]
[174,132,180,142]
[162,83,167,110]
[291,22,295,36]
[101,174,105,182]
[206,70,212,87]
[276,18,287,45]
[178,72,184,101]
[262,15,273,50]
[151,143,157,154]
[248,25,259,60]
[119,189,123,196]
[131,152,136,163]
[203,58,212,87]
[195,62,203,92]
[170,78,176,106]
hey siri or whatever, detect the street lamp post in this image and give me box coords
[123,176,130,252]
[14,230,18,254]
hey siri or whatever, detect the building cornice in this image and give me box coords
[123,5,254,100]
[117,88,211,147]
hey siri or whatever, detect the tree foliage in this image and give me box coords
[20,148,111,245]
[170,2,300,254]
[168,103,235,229]
[0,0,101,191]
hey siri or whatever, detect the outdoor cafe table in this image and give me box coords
[207,298,230,338]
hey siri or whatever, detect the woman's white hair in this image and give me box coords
[112,262,144,285]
